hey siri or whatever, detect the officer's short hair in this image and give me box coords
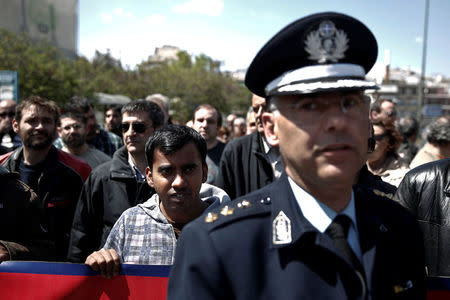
[16,95,60,124]
[145,124,207,170]
[121,100,164,129]
[427,117,450,145]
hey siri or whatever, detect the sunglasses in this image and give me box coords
[121,122,146,133]
[384,111,397,117]
[0,111,15,118]
[373,134,387,141]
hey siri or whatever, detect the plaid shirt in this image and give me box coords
[103,183,230,265]
[103,194,177,265]
[54,128,123,157]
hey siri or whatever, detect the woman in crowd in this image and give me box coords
[367,121,410,187]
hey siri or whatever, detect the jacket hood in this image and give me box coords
[138,183,230,222]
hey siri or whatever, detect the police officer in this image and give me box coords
[168,12,426,299]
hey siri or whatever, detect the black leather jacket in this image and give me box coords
[395,158,450,277]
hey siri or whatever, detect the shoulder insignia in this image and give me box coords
[205,212,218,223]
[220,205,234,216]
[237,199,251,208]
[373,189,395,201]
[273,211,292,245]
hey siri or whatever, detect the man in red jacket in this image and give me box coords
[0,95,91,261]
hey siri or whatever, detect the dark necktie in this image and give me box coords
[326,215,367,298]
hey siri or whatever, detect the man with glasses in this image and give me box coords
[168,12,426,299]
[215,94,282,199]
[370,98,397,125]
[58,112,110,169]
[67,100,164,262]
[0,99,21,154]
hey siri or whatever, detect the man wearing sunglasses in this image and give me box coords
[68,100,165,263]
[0,99,22,154]
[370,98,397,125]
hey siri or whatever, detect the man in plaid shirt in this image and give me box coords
[85,124,229,278]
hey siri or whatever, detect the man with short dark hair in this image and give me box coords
[192,104,225,183]
[84,125,229,278]
[0,95,91,261]
[104,105,123,138]
[54,96,123,157]
[58,112,111,169]
[68,100,165,262]
[168,12,426,299]
[370,98,397,125]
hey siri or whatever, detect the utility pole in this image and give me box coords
[417,0,430,124]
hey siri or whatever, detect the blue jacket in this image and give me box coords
[168,173,426,299]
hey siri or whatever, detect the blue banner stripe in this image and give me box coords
[428,277,450,291]
[0,261,171,277]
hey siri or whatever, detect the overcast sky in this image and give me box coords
[79,0,450,79]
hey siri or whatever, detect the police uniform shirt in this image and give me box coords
[287,176,363,262]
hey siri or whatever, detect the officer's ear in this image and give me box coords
[145,166,155,188]
[262,111,279,147]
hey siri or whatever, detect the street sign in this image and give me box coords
[0,71,19,101]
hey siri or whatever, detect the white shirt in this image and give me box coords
[262,136,283,179]
[287,176,363,262]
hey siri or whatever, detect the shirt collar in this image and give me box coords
[128,153,146,182]
[287,176,358,233]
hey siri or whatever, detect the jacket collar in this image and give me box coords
[269,175,388,254]
[8,145,59,172]
[110,146,135,179]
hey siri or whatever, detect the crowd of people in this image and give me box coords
[0,10,449,299]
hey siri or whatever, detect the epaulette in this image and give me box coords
[372,188,395,201]
[202,195,272,230]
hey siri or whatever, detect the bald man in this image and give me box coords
[214,94,282,199]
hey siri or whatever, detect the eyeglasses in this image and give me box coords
[62,124,82,131]
[384,111,397,117]
[0,111,15,118]
[373,134,387,141]
[275,93,368,126]
[121,122,146,133]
